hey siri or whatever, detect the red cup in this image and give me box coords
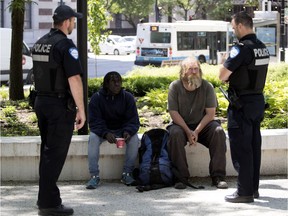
[116,138,125,148]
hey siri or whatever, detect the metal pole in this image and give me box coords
[77,1,88,135]
[155,0,159,22]
[280,0,286,61]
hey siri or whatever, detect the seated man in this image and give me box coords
[86,71,140,189]
[167,56,228,189]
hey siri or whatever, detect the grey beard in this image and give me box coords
[188,77,202,88]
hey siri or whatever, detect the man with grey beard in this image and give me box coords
[167,56,227,189]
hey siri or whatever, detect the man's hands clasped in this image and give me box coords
[105,132,116,144]
[187,130,198,146]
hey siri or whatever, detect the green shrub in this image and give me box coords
[0,86,8,100]
[2,106,17,118]
[0,62,286,137]
[88,78,102,97]
[137,89,168,113]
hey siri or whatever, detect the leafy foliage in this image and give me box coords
[88,0,112,54]
[0,63,287,136]
[0,104,38,136]
[137,89,168,114]
[108,0,155,30]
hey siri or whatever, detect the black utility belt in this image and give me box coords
[37,92,68,98]
[237,93,263,97]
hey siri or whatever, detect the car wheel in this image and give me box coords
[114,49,120,55]
[26,69,34,84]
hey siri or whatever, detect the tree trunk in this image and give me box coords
[9,0,25,100]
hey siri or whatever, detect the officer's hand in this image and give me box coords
[123,131,131,143]
[105,133,116,144]
[75,109,86,130]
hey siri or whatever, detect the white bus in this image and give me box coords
[134,20,232,66]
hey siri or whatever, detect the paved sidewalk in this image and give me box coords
[1,176,287,216]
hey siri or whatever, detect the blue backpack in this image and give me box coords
[136,128,173,191]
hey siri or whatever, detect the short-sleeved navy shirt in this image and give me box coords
[51,29,83,78]
[224,34,256,72]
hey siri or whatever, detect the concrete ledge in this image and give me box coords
[1,129,287,181]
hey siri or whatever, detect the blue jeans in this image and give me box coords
[88,131,139,177]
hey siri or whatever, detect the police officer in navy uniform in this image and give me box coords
[219,11,269,203]
[32,5,86,216]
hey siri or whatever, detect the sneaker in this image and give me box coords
[225,191,254,203]
[174,182,187,189]
[121,172,136,186]
[86,176,100,189]
[212,177,228,189]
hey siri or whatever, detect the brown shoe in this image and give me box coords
[225,191,254,203]
[212,177,228,189]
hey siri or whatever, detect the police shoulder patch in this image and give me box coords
[69,48,79,60]
[229,46,240,58]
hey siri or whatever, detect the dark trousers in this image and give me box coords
[227,94,265,196]
[35,96,76,208]
[167,120,227,179]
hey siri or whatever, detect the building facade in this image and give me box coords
[0,0,78,47]
[1,0,286,52]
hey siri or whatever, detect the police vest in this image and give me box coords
[32,31,68,93]
[229,39,270,95]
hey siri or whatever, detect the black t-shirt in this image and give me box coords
[224,34,256,72]
[51,29,83,78]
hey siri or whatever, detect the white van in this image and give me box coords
[0,28,33,84]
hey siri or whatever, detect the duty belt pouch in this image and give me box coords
[28,86,37,109]
[67,96,76,112]
[227,89,243,110]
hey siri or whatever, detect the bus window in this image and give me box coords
[195,37,207,50]
[151,32,171,43]
[177,32,195,50]
[219,32,227,51]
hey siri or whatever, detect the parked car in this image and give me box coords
[99,35,134,55]
[0,28,33,85]
[123,36,137,51]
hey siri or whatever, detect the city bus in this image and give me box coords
[134,20,232,66]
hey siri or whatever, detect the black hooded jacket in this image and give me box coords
[88,88,140,138]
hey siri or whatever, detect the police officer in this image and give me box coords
[219,11,269,203]
[32,5,86,216]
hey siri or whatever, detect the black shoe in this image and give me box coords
[225,191,254,203]
[38,204,74,216]
[254,191,259,198]
[212,177,228,189]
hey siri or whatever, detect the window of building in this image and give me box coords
[115,14,122,28]
[0,0,4,27]
[24,2,32,29]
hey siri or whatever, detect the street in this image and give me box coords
[87,52,138,78]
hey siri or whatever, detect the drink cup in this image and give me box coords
[116,138,125,148]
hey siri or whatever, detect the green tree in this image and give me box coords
[109,0,155,31]
[158,0,195,21]
[88,0,155,53]
[88,0,112,54]
[194,0,233,20]
[159,0,234,21]
[8,0,27,100]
